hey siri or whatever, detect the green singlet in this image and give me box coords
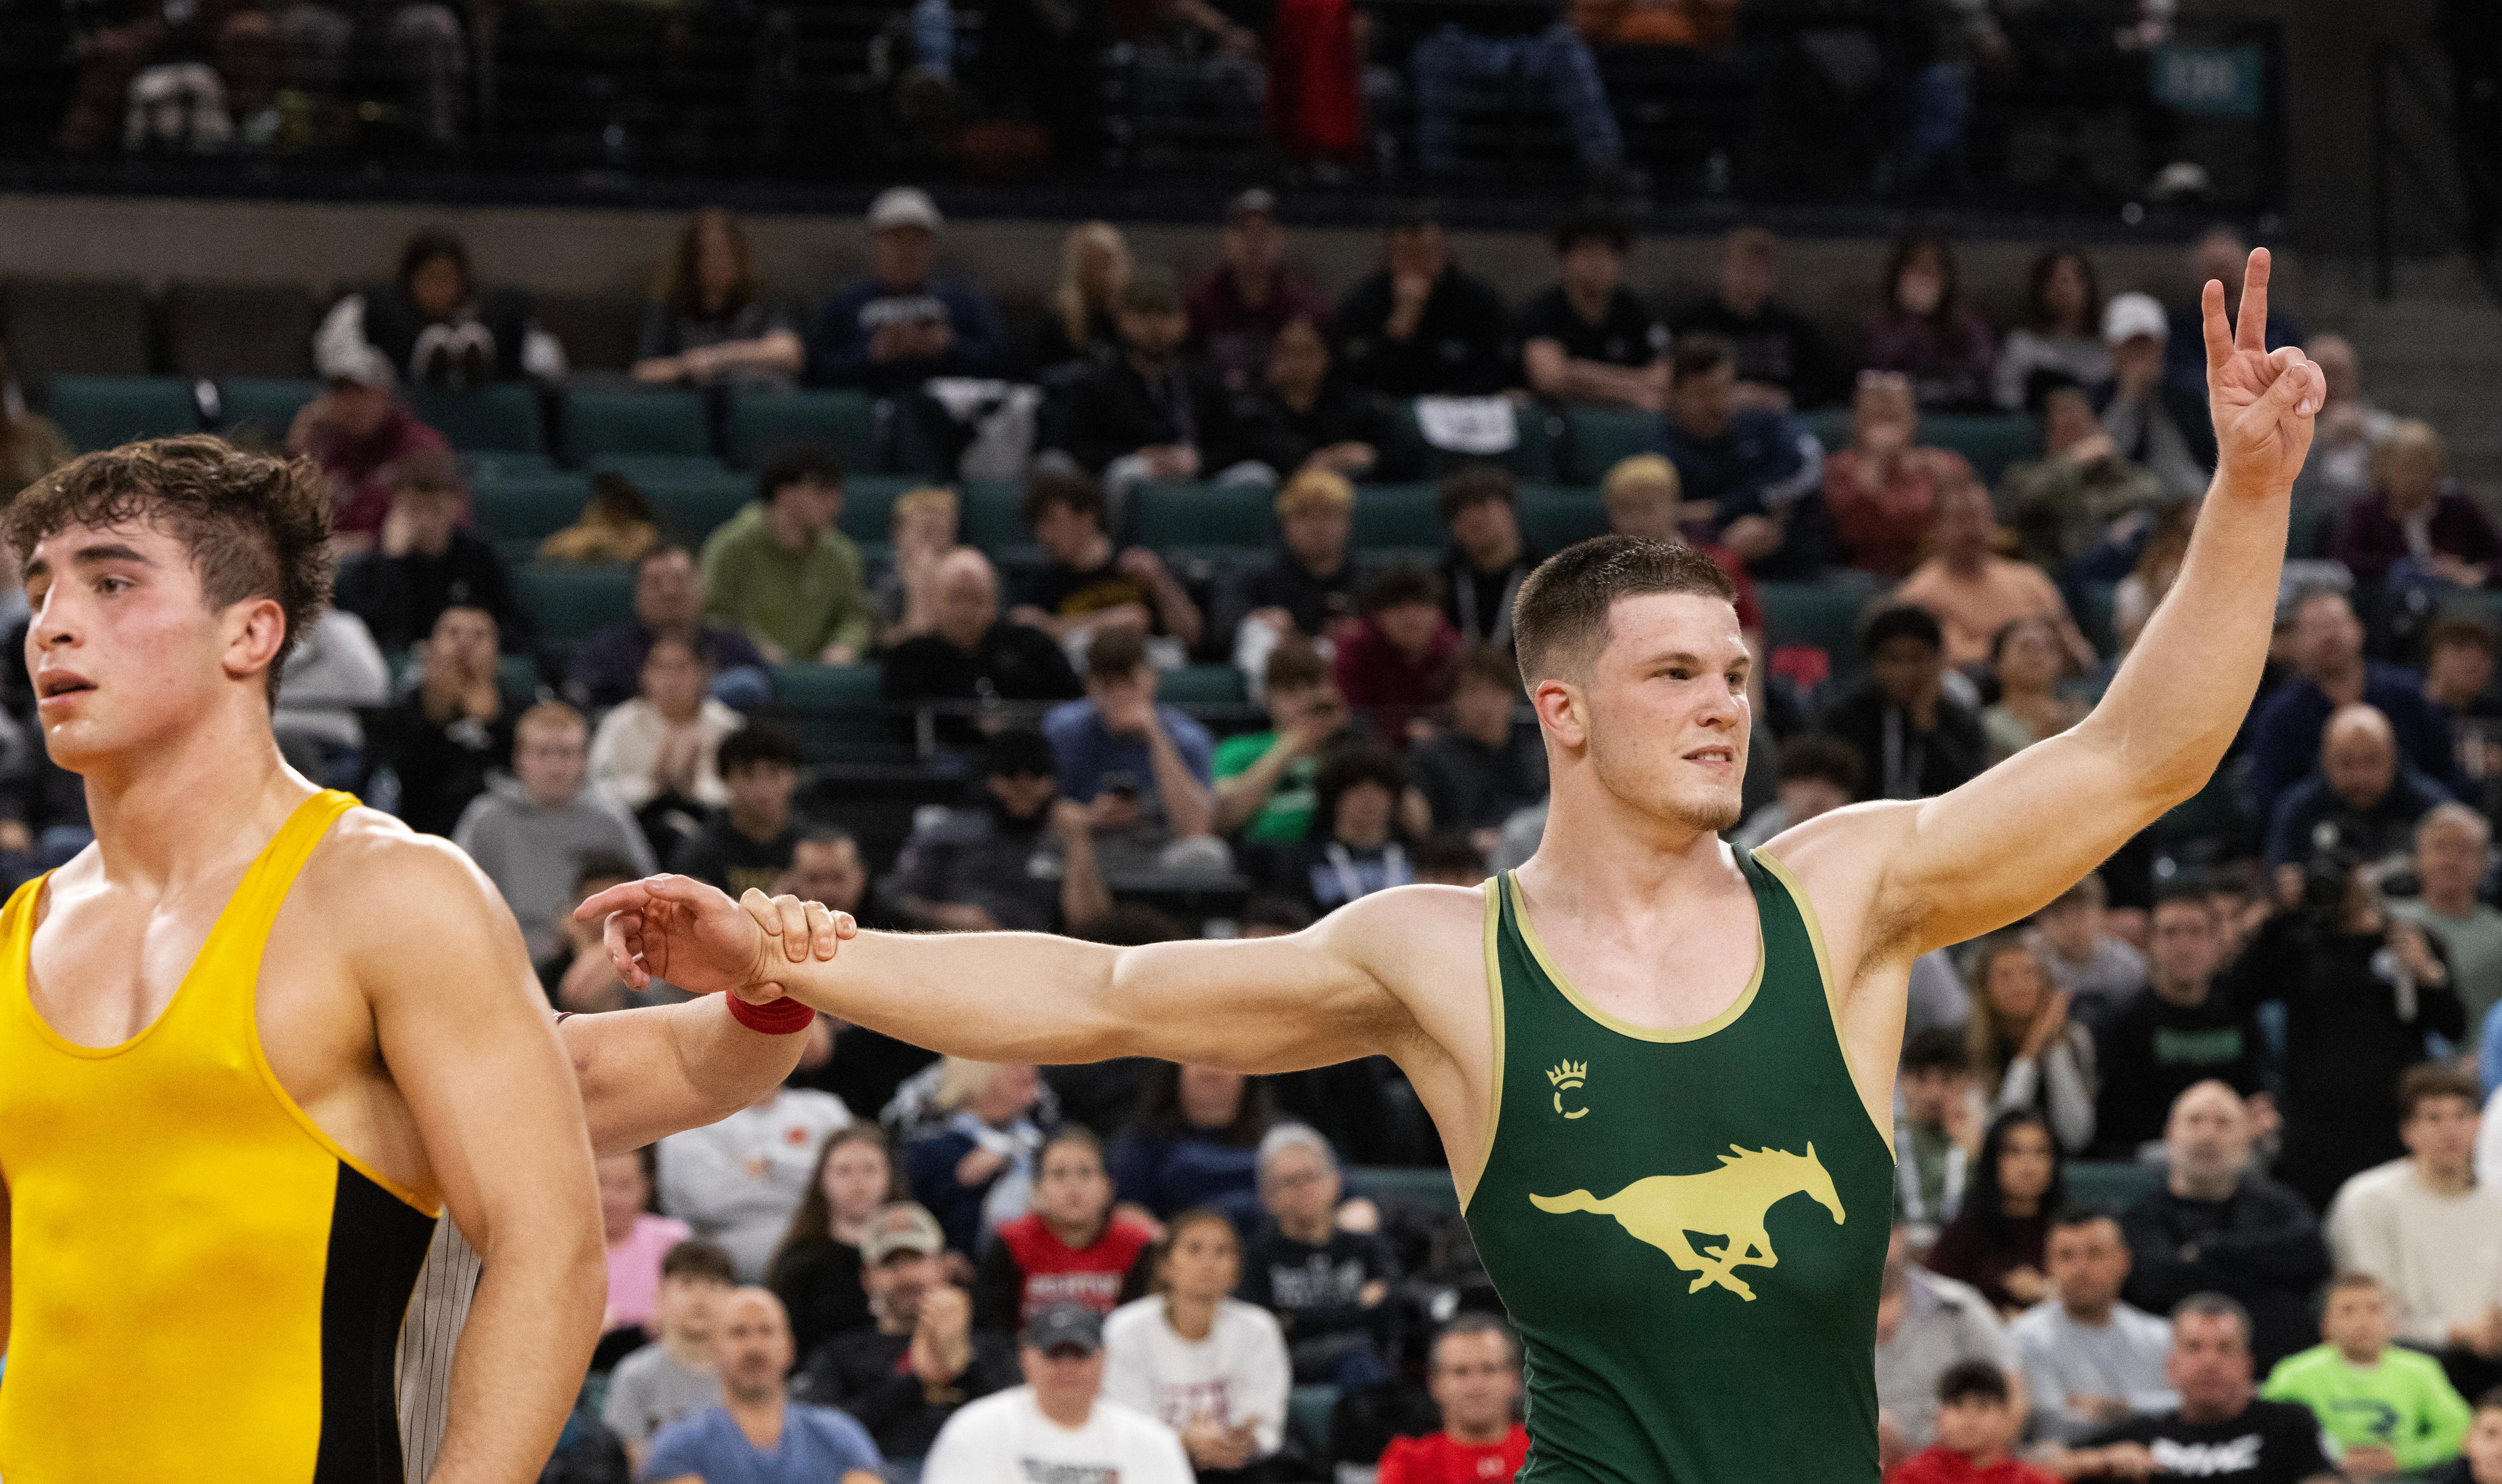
[1462,851,1895,1483]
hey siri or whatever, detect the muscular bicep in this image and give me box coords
[358,840,600,1251]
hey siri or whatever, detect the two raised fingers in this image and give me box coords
[2200,246,2274,370]
[738,889,855,963]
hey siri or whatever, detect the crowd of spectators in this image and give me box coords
[7,194,2502,1484]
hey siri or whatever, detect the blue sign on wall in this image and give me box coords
[2152,44,2267,121]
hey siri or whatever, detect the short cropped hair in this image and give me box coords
[2397,1063,2482,1122]
[1364,566,1444,615]
[1085,626,1149,680]
[1901,1026,1969,1076]
[1937,1361,2009,1407]
[1265,639,1330,693]
[1433,1313,1520,1371]
[2046,874,2108,913]
[2049,1207,2119,1237]
[1277,467,1355,518]
[1438,465,1518,527]
[1601,453,1681,506]
[1554,211,1632,256]
[2427,615,2496,656]
[1255,1123,1337,1180]
[718,722,803,775]
[4,435,334,705]
[1778,734,1863,796]
[2325,1271,2386,1299]
[516,700,587,743]
[756,441,845,503]
[1863,604,1944,656]
[1671,333,1736,385]
[1451,642,1521,696]
[1023,471,1106,531]
[2172,1293,2253,1347]
[661,1239,737,1285]
[1511,535,1737,684]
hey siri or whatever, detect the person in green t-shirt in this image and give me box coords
[699,442,873,664]
[1211,638,1360,846]
[2263,1271,2475,1478]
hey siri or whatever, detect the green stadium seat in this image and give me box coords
[1801,408,1850,452]
[961,480,1029,550]
[1392,401,1561,481]
[2074,582,2119,655]
[499,654,542,697]
[2155,766,2253,846]
[406,383,547,458]
[1518,486,1608,553]
[1560,405,1661,485]
[2064,1160,2162,1212]
[593,457,751,545]
[2287,503,2335,560]
[1923,414,2043,484]
[770,663,889,763]
[564,387,711,463]
[47,375,200,451]
[1288,1386,1339,1458]
[1132,483,1274,550]
[727,388,880,471]
[215,377,322,440]
[1757,578,1884,676]
[471,469,593,545]
[1353,484,1445,552]
[1351,1165,1459,1212]
[514,563,635,647]
[1157,664,1248,708]
[837,475,928,544]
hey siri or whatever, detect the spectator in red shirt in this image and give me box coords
[1333,568,1460,746]
[286,343,448,554]
[1822,370,1978,580]
[2330,419,2501,591]
[1884,1361,2054,1484]
[1377,1315,1530,1484]
[972,1127,1157,1337]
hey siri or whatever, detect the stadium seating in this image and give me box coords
[1155,665,1250,709]
[1800,410,2043,485]
[1351,1164,1459,1212]
[1389,400,1563,482]
[1,277,152,378]
[726,388,882,472]
[1131,482,1274,552]
[1517,486,1609,553]
[769,663,890,763]
[405,384,549,461]
[1559,405,1661,486]
[563,386,711,463]
[1351,484,1445,551]
[162,283,321,380]
[513,563,635,649]
[472,469,595,546]
[2063,1160,2164,1212]
[1756,577,1884,677]
[47,375,200,452]
[215,378,323,441]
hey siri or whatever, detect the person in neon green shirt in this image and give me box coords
[1210,640,1361,846]
[2264,1271,2474,1478]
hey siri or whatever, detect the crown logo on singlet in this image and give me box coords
[1545,1060,1589,1119]
[1530,1144,1844,1301]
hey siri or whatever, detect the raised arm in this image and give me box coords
[351,835,607,1484]
[1780,250,2326,965]
[559,996,809,1156]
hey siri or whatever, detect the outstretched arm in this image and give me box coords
[1779,249,2326,964]
[578,875,1454,1076]
[560,997,809,1156]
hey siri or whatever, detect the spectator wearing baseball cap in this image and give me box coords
[887,728,1113,935]
[795,1202,1021,1468]
[1187,190,1334,392]
[286,337,450,553]
[1054,271,1256,499]
[807,186,1007,396]
[2092,290,2215,500]
[921,1304,1193,1484]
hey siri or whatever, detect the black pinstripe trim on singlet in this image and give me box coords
[313,1163,439,1483]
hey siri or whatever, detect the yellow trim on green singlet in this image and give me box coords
[1459,879,1504,1216]
[1504,871,1765,1044]
[1751,846,1894,1152]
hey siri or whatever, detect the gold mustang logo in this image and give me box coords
[1530,1144,1844,1301]
[1546,1060,1589,1119]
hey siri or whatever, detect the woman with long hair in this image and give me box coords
[631,207,804,387]
[1981,614,2086,762]
[1102,1207,1293,1482]
[600,1146,692,1350]
[1861,232,1998,412]
[1993,249,2109,411]
[1923,1109,2065,1318]
[1038,222,1133,369]
[1963,932,2096,1155]
[768,1125,901,1360]
[973,1125,1159,1334]
[906,1058,1048,1254]
[1109,1064,1278,1229]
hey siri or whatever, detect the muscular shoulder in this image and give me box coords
[292,806,527,964]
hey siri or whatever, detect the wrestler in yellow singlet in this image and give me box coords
[0,790,439,1481]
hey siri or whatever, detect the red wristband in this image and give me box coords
[727,993,816,1035]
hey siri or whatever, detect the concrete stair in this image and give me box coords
[2301,255,2502,498]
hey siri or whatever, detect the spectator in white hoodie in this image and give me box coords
[1103,1207,1291,1479]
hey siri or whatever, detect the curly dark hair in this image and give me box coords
[2,434,334,706]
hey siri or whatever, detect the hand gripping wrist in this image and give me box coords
[728,991,816,1035]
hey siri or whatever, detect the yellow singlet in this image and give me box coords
[0,789,440,1482]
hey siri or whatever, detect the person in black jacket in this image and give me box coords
[1434,467,1537,649]
[2091,890,2268,1161]
[1817,605,1989,802]
[1334,206,1513,399]
[794,1202,1019,1467]
[332,449,533,654]
[1054,273,1244,488]
[2218,852,2467,1211]
[878,549,1082,753]
[313,228,566,390]
[2119,1081,2333,1371]
[368,603,519,837]
[1408,642,1546,850]
[1230,315,1404,483]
